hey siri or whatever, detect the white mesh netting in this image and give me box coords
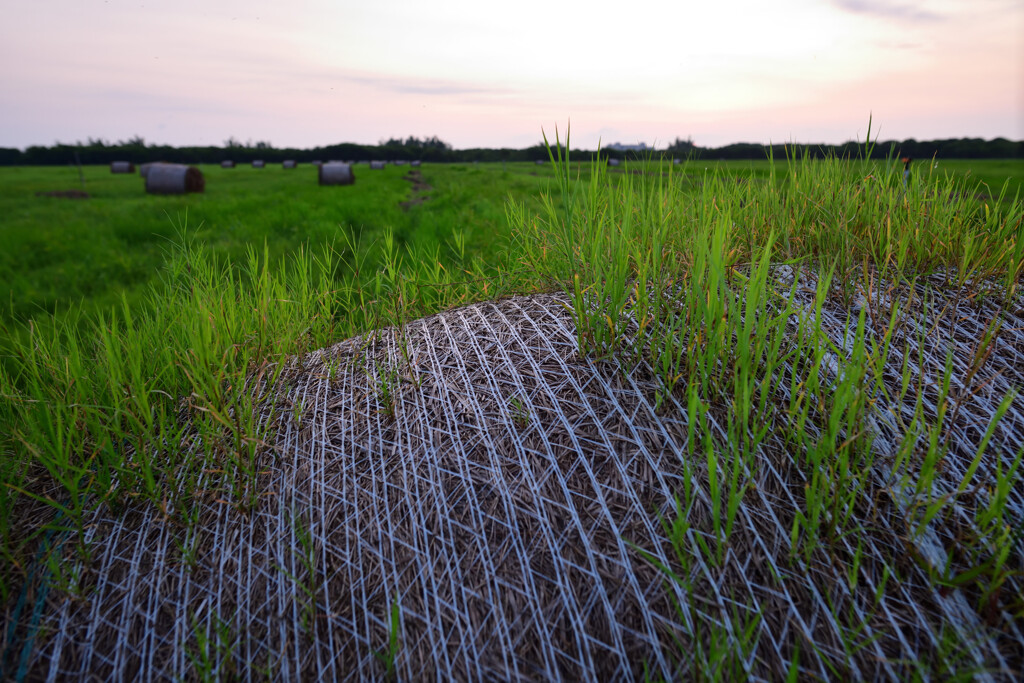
[6,270,1023,681]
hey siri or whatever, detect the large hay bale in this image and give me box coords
[318,162,355,186]
[282,160,297,169]
[14,279,1022,681]
[110,161,135,174]
[139,163,157,178]
[221,160,235,168]
[252,160,265,168]
[370,161,386,170]
[144,163,205,194]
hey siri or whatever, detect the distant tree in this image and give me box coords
[0,148,21,165]
[117,135,146,147]
[666,136,696,155]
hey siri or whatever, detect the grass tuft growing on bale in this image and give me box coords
[0,226,526,595]
[506,125,1023,678]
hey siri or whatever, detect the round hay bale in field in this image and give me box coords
[410,160,422,167]
[370,161,386,170]
[535,159,545,165]
[138,162,157,178]
[282,160,297,169]
[110,161,135,173]
[393,160,406,166]
[608,158,621,167]
[318,162,355,186]
[252,160,265,168]
[7,276,1024,681]
[221,160,235,168]
[144,163,205,194]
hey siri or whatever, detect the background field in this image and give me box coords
[2,158,1020,328]
[0,162,554,325]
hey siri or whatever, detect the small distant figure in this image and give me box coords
[901,157,912,186]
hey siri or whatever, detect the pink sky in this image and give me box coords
[1,0,1021,150]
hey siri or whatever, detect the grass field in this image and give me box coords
[1,152,1022,679]
[0,162,556,325]
[1,158,1019,325]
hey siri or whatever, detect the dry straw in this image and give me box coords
[110,161,135,174]
[318,161,355,186]
[144,163,205,194]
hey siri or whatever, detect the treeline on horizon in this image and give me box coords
[0,134,1020,166]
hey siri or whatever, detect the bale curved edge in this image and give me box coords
[318,162,355,186]
[145,164,205,194]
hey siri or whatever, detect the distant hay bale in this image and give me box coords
[252,160,265,168]
[139,163,157,178]
[318,162,355,186]
[608,158,621,167]
[673,158,681,164]
[144,163,205,195]
[370,161,386,170]
[221,160,235,168]
[283,160,297,169]
[394,160,406,166]
[110,161,135,174]
[311,160,322,166]
[410,160,422,167]
[535,160,545,165]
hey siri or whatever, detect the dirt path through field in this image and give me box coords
[400,168,431,210]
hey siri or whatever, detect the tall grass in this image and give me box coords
[509,127,1023,675]
[0,226,524,598]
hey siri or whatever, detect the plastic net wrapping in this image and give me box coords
[8,272,1024,681]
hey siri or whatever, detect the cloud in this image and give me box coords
[832,1,944,22]
[340,74,510,97]
[871,39,925,50]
